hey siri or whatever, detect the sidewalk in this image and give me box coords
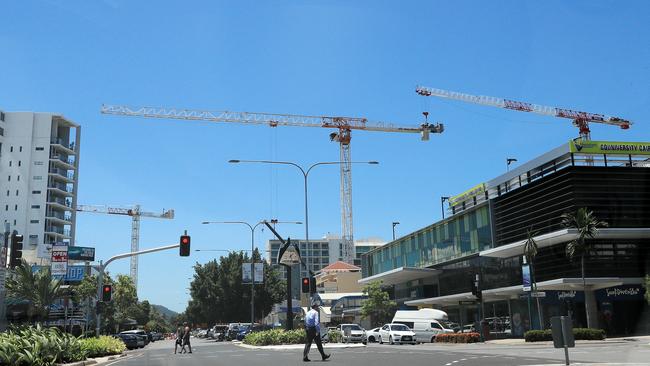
[236,341,366,350]
[59,353,128,366]
[485,335,650,346]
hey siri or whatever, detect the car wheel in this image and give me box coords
[368,336,375,343]
[389,336,394,345]
[431,336,436,343]
[379,336,383,344]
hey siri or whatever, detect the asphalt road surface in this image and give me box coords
[105,338,650,366]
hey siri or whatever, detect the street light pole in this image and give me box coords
[228,159,378,287]
[392,222,400,241]
[441,196,450,219]
[202,220,301,325]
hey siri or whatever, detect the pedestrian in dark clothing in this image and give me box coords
[303,299,330,362]
[182,322,192,354]
[174,326,184,354]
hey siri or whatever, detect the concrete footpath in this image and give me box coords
[59,353,128,366]
[485,335,650,347]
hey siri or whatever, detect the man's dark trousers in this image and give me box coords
[303,327,325,359]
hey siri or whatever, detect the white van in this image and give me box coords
[391,309,455,343]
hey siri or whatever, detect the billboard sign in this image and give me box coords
[569,140,650,155]
[242,263,264,284]
[449,183,486,207]
[51,245,68,277]
[68,246,95,261]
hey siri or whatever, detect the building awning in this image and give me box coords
[405,277,643,306]
[405,292,475,307]
[359,267,440,286]
[480,228,650,259]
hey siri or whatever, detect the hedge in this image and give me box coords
[0,325,127,366]
[243,329,306,346]
[524,328,605,342]
[435,333,481,343]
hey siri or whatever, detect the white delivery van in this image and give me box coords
[391,308,455,343]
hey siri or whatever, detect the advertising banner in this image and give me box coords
[569,140,650,155]
[51,245,68,277]
[242,263,264,284]
[68,246,95,261]
[521,264,531,292]
[33,265,86,281]
[449,183,486,207]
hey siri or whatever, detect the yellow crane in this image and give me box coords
[100,104,443,263]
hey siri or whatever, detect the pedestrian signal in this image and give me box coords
[179,235,191,256]
[102,284,112,302]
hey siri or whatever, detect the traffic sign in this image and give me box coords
[51,245,68,276]
[531,291,547,298]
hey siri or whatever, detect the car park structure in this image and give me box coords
[361,139,650,338]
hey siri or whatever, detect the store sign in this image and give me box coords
[51,245,68,277]
[521,264,531,292]
[569,140,650,155]
[558,291,577,300]
[605,286,643,299]
[449,183,486,207]
[68,246,95,261]
[242,263,264,284]
[33,265,86,281]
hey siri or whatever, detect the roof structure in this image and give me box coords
[320,261,361,272]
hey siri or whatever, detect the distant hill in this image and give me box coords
[152,304,179,319]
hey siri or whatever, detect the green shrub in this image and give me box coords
[244,329,307,346]
[327,329,342,343]
[525,328,606,342]
[435,333,481,343]
[79,336,127,358]
[0,324,87,366]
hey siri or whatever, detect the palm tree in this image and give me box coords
[561,207,608,328]
[523,228,545,329]
[5,259,64,322]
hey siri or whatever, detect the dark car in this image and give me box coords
[121,330,149,347]
[236,324,265,341]
[113,333,139,350]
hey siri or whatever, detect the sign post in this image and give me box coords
[551,315,575,365]
[51,245,69,277]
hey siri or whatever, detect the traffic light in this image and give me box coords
[179,235,190,256]
[102,284,112,302]
[9,233,23,268]
[310,276,317,294]
[470,279,482,301]
[301,277,310,293]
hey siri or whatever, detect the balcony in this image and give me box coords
[47,182,74,197]
[49,154,76,170]
[45,210,73,225]
[44,226,72,239]
[50,138,76,155]
[47,198,73,212]
[48,168,75,183]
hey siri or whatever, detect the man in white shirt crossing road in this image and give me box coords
[303,297,330,362]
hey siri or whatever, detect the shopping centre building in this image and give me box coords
[360,140,650,337]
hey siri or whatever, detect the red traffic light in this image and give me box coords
[303,278,309,284]
[179,235,191,256]
[102,285,112,302]
[181,236,189,245]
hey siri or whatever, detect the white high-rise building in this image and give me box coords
[0,110,80,264]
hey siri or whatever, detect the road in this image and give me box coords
[106,338,650,366]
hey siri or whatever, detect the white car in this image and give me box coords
[378,323,416,345]
[339,324,367,344]
[366,327,381,343]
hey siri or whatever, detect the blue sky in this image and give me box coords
[1,1,648,312]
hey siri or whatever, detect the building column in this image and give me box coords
[585,288,599,329]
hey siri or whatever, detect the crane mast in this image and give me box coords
[416,86,631,141]
[101,104,443,263]
[76,204,174,291]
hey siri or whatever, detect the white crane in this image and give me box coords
[76,204,174,291]
[415,86,631,141]
[100,104,443,263]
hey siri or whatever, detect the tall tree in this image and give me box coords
[5,260,64,322]
[562,207,608,328]
[360,281,396,327]
[186,249,285,325]
[523,228,543,329]
[112,275,139,332]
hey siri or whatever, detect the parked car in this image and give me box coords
[338,324,367,344]
[236,324,265,341]
[366,327,381,343]
[113,333,139,350]
[378,324,416,345]
[211,325,228,341]
[120,330,148,347]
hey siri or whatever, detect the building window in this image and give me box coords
[31,205,40,209]
[18,161,21,166]
[14,205,17,211]
[8,161,11,167]
[16,176,19,181]
[30,220,39,224]
[4,205,7,211]
[33,176,42,180]
[0,127,3,136]
[34,161,43,165]
[35,147,44,151]
[0,112,4,121]
[13,220,16,226]
[32,190,41,194]
[7,175,10,181]
[29,235,38,245]
[10,146,13,152]
[19,146,22,152]
[15,190,18,196]
[5,190,8,196]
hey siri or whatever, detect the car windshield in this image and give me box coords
[342,325,362,331]
[239,325,250,331]
[391,324,410,331]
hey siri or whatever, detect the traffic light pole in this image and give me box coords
[94,243,180,335]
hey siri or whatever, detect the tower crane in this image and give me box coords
[100,104,444,263]
[415,86,632,141]
[76,204,174,291]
